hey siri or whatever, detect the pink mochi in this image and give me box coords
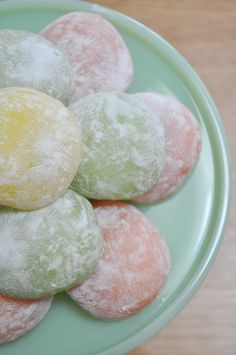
[0,294,53,344]
[41,12,133,102]
[68,201,170,320]
[133,93,202,202]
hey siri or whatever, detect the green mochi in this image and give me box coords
[0,190,103,299]
[70,92,165,200]
[0,30,74,105]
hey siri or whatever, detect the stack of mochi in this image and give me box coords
[0,11,202,344]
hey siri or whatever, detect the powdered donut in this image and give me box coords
[0,87,82,210]
[0,190,103,299]
[0,294,53,344]
[0,30,74,104]
[41,12,133,102]
[69,92,165,200]
[133,93,202,202]
[68,201,170,320]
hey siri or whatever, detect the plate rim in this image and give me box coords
[0,0,231,354]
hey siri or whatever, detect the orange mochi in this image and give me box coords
[0,87,82,210]
[68,201,170,320]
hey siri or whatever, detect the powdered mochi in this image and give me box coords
[0,190,103,299]
[0,294,53,344]
[133,93,202,202]
[0,88,82,210]
[41,12,133,102]
[69,92,165,200]
[0,30,74,105]
[68,201,171,320]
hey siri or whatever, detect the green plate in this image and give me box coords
[0,1,231,354]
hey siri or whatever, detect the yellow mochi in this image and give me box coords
[0,87,82,210]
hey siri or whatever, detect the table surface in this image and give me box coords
[92,1,236,354]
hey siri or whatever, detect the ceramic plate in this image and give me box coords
[0,1,231,354]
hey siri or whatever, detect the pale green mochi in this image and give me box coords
[0,190,103,299]
[0,30,74,104]
[70,92,165,200]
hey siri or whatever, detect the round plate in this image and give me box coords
[0,1,231,354]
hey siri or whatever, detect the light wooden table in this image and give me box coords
[91,1,236,354]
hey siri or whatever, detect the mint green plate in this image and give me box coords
[0,1,231,354]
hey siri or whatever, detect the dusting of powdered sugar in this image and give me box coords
[69,92,165,200]
[0,190,103,299]
[41,12,133,102]
[0,294,53,344]
[133,93,202,202]
[68,202,170,320]
[0,88,82,210]
[0,30,74,105]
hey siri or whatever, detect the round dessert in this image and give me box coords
[0,294,53,344]
[0,87,82,210]
[0,190,104,299]
[133,93,202,202]
[69,92,165,200]
[68,201,171,320]
[41,12,133,102]
[0,30,74,104]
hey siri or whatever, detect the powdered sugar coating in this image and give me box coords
[0,87,82,210]
[0,294,53,344]
[0,30,74,105]
[41,12,133,102]
[133,93,202,202]
[69,92,165,200]
[0,190,103,299]
[68,201,171,320]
